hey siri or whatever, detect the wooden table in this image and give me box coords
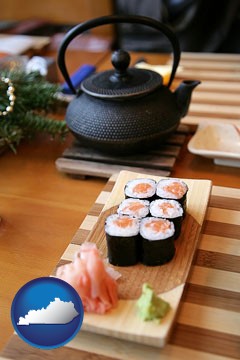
[0,49,240,358]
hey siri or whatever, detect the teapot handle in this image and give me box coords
[58,15,180,94]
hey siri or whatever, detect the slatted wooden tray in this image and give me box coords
[56,126,188,178]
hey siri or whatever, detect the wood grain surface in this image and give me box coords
[1,173,239,359]
[1,50,240,358]
[54,171,211,347]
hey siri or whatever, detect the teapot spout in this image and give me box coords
[175,80,201,118]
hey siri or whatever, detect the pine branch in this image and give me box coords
[8,70,60,111]
[17,112,68,139]
[0,69,69,153]
[0,119,23,153]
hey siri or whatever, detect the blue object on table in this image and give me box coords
[61,64,96,94]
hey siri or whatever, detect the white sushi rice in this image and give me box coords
[156,178,188,200]
[117,198,150,218]
[140,217,175,241]
[105,214,140,237]
[124,178,156,199]
[150,199,183,218]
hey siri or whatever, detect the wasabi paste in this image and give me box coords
[136,283,170,322]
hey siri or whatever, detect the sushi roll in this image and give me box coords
[124,178,156,201]
[156,178,188,214]
[150,199,183,239]
[105,214,140,266]
[117,198,150,218]
[140,217,175,266]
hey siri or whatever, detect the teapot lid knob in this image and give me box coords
[111,50,130,81]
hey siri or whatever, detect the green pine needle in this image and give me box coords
[0,69,69,152]
[18,112,69,139]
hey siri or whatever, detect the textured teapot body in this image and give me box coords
[66,86,180,154]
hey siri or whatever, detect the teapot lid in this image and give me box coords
[81,49,163,99]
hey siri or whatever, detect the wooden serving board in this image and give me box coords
[2,175,240,359]
[58,170,212,348]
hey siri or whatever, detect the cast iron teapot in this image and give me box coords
[58,15,200,154]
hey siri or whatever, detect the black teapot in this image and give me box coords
[58,15,200,154]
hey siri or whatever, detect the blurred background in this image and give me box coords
[0,0,240,53]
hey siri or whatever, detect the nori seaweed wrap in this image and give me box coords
[105,214,140,266]
[140,217,175,266]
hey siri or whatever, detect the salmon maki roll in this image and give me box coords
[105,214,140,266]
[150,199,183,239]
[140,217,175,266]
[117,198,150,218]
[156,178,188,214]
[124,178,156,201]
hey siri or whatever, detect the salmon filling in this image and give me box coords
[145,219,171,233]
[159,202,174,215]
[133,183,153,194]
[113,217,134,228]
[163,181,186,198]
[122,202,145,212]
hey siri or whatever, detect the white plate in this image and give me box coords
[188,123,240,167]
